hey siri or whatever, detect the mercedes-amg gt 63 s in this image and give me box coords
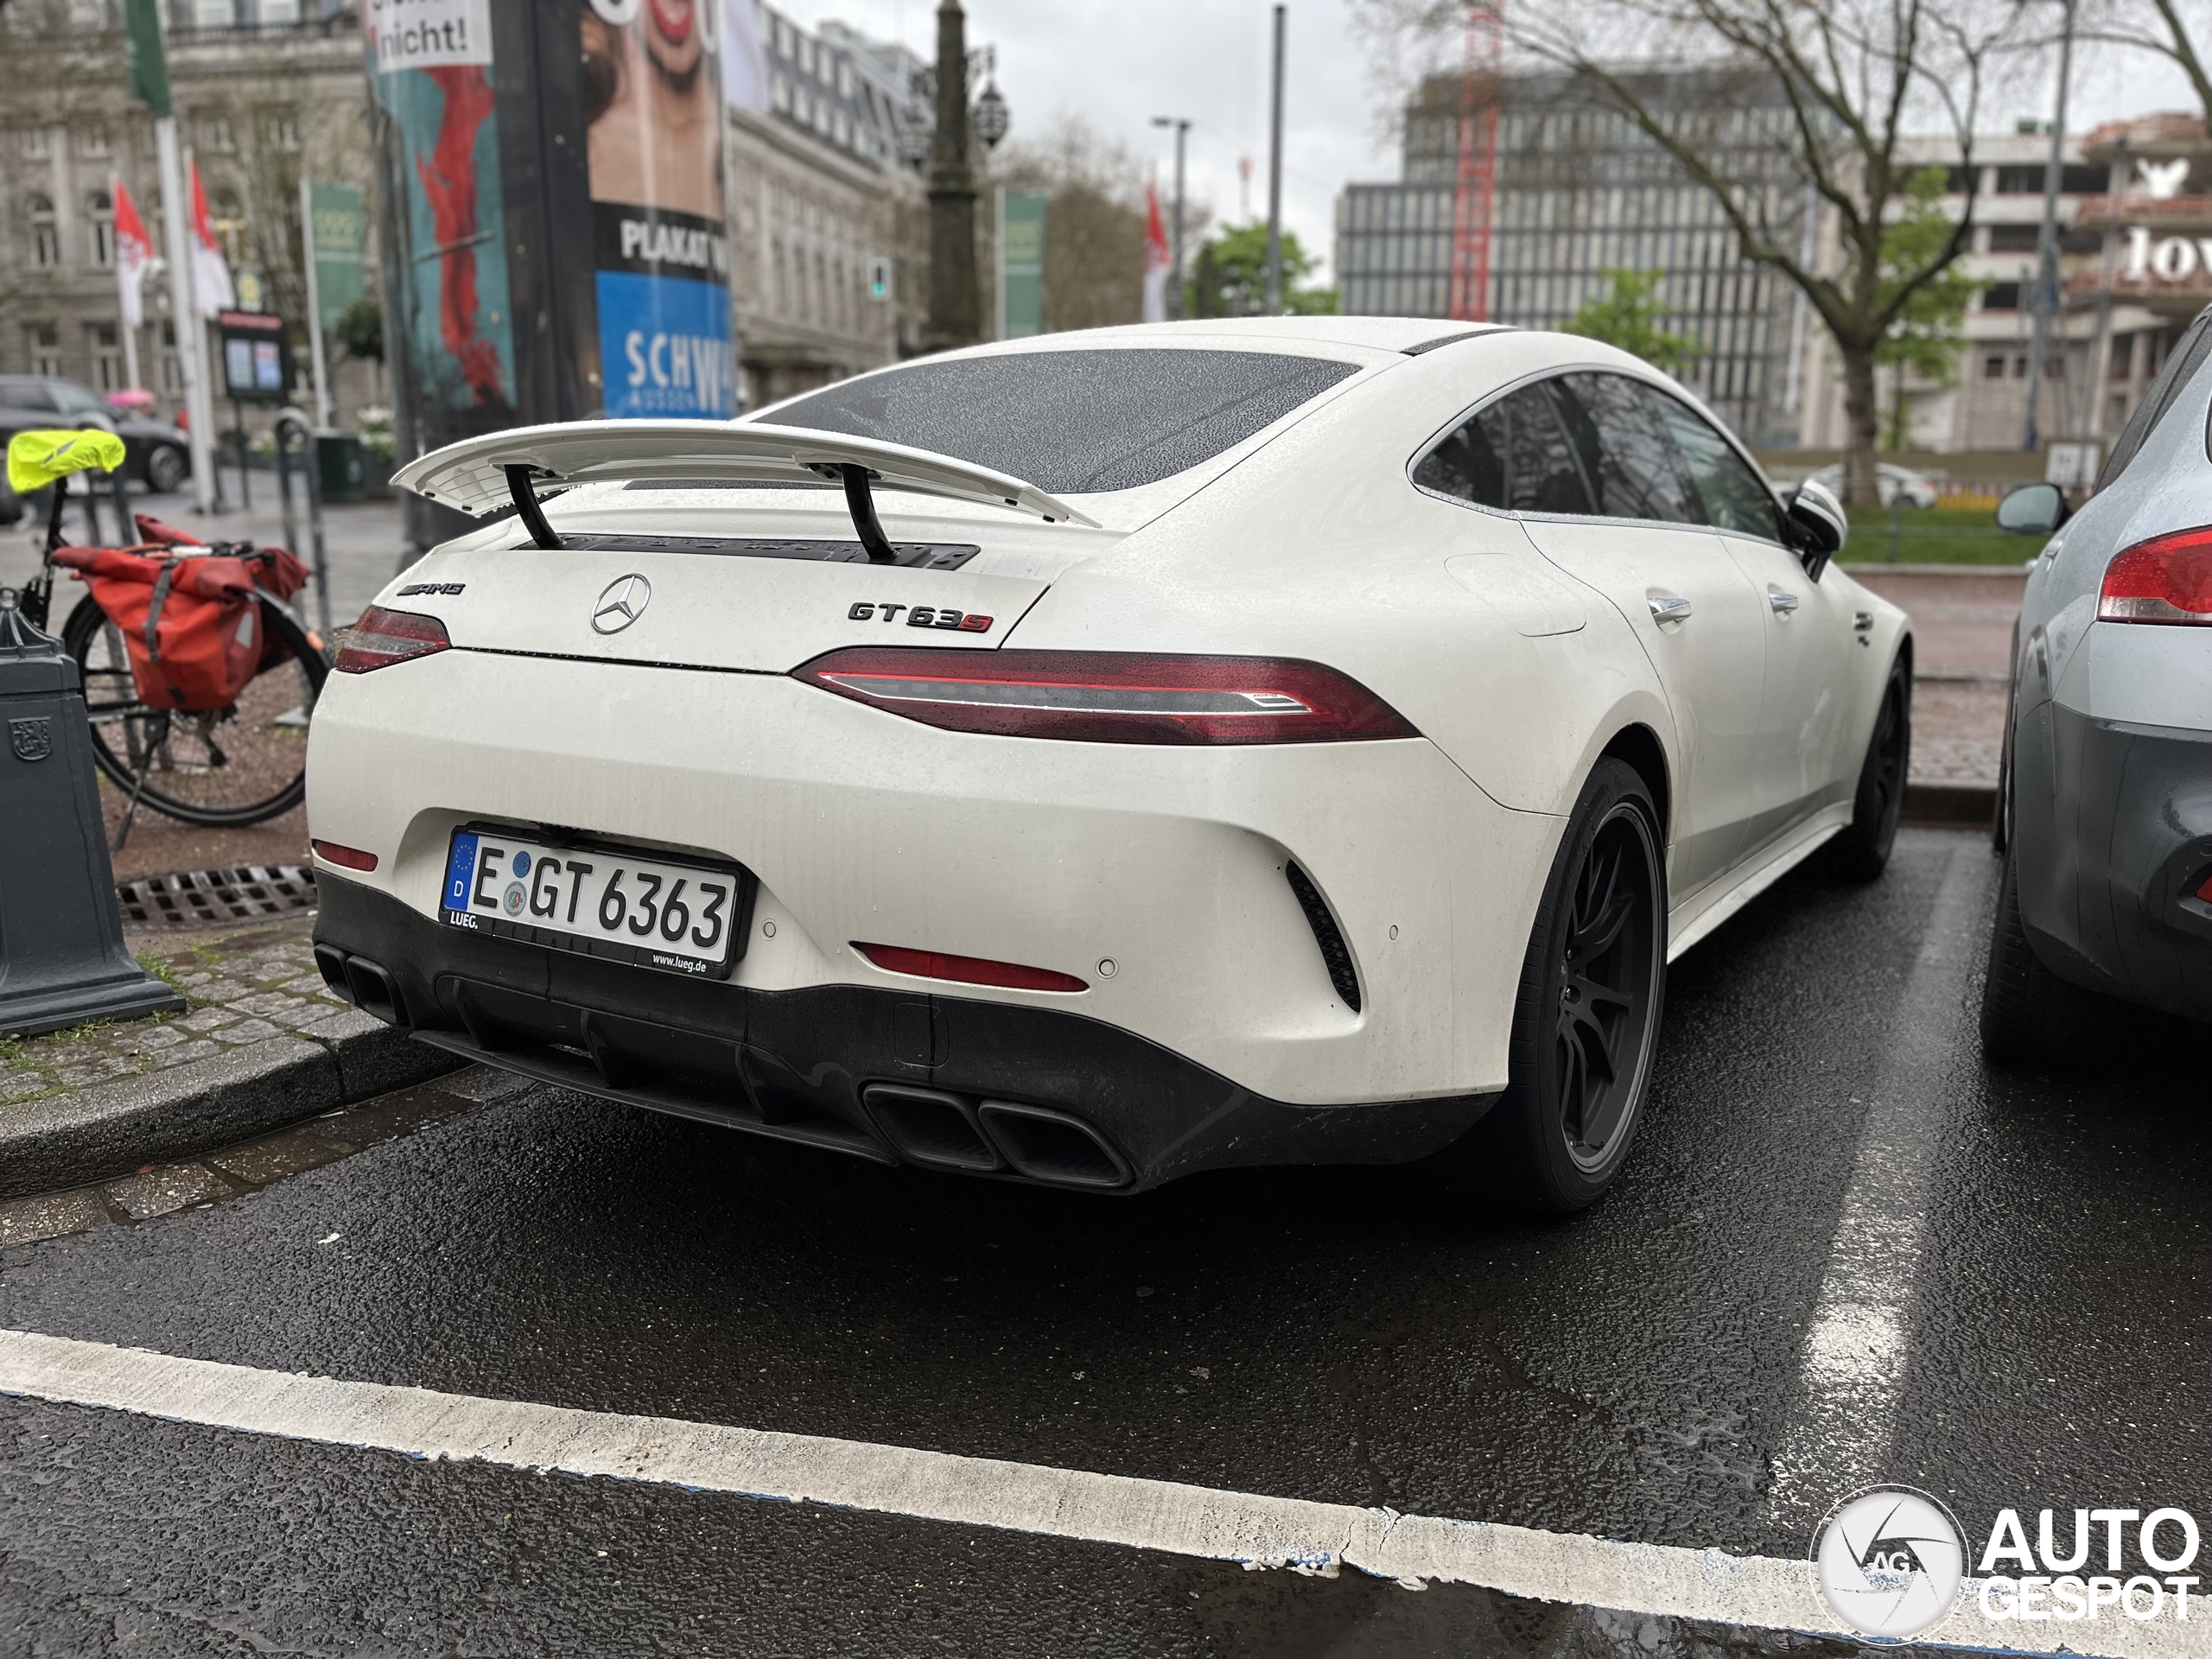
[307,319,1906,1210]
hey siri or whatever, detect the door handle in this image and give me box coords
[1767,588,1800,615]
[1647,594,1693,624]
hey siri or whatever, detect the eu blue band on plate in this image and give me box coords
[445,833,479,912]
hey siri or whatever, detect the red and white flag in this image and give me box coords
[188,156,234,315]
[112,175,156,329]
[1142,175,1172,324]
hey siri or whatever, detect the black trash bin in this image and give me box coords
[316,431,365,503]
[0,605,185,1038]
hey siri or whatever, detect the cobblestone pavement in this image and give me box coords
[1908,680,2006,788]
[0,918,340,1109]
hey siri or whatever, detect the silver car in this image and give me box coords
[1985,308,2212,1060]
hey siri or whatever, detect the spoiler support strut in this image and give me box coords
[505,465,563,550]
[816,462,898,563]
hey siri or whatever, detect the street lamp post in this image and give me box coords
[925,0,981,352]
[1151,117,1191,321]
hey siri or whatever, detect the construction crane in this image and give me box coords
[1448,2,1503,321]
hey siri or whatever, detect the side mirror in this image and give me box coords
[1997,481,2070,536]
[1783,477,1847,582]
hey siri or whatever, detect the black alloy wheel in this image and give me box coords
[1829,657,1910,880]
[1553,803,1662,1173]
[1427,757,1665,1211]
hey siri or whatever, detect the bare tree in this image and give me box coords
[1357,0,2016,503]
[2081,0,2212,126]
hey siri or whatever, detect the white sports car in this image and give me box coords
[307,319,1905,1210]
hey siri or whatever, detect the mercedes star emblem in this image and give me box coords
[592,574,652,634]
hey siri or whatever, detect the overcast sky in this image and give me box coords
[767,0,2207,288]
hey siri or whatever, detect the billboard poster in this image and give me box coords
[582,0,735,419]
[368,37,516,431]
[999,191,1046,340]
[308,182,366,334]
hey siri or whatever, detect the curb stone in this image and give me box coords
[0,1014,462,1203]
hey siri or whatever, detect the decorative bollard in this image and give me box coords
[0,602,185,1038]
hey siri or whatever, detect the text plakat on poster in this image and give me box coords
[366,0,492,72]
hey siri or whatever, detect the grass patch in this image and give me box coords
[1843,505,2044,566]
[137,955,191,999]
[0,1033,24,1070]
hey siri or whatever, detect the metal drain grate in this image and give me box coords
[117,865,317,927]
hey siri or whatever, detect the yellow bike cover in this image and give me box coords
[7,428,127,494]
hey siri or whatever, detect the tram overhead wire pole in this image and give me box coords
[1449,1,1503,323]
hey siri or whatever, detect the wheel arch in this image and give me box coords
[1597,721,1672,842]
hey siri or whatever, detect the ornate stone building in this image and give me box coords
[731,8,930,410]
[0,1,378,423]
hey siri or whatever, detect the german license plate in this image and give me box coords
[441,828,746,979]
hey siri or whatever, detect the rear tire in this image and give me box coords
[1427,758,1667,1212]
[1980,842,2112,1069]
[144,444,186,496]
[1828,655,1910,881]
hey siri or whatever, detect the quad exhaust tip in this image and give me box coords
[861,1084,1131,1188]
[313,944,409,1029]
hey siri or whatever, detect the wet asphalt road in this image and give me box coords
[3,827,2208,1656]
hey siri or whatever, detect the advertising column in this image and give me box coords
[582,0,735,419]
[366,0,738,555]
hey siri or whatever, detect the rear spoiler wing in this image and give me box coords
[390,418,1098,560]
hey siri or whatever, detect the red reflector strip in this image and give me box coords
[854,942,1087,994]
[336,605,452,673]
[311,839,378,872]
[2199,870,2212,904]
[2100,528,2212,624]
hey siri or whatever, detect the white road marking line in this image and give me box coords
[0,1327,2187,1657]
[1769,838,1990,1526]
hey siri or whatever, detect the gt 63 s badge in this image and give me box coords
[847,602,993,632]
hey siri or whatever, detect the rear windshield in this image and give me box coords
[766,348,1359,493]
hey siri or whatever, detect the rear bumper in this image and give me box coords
[2012,699,2212,1023]
[305,649,1560,1104]
[313,875,1495,1192]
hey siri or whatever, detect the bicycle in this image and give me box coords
[4,429,329,844]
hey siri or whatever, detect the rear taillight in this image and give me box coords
[336,606,451,672]
[2100,528,2212,624]
[793,648,1420,744]
[855,942,1088,993]
[2198,869,2212,903]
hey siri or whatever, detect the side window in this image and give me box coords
[2101,308,2212,492]
[1554,372,1704,525]
[1645,391,1786,540]
[1414,380,1592,515]
[0,379,58,412]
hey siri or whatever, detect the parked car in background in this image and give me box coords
[1807,461,1939,510]
[0,376,191,494]
[1982,303,2212,1064]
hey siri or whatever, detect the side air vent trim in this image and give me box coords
[1285,861,1362,1013]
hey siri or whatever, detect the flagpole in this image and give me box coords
[301,174,332,430]
[157,122,217,515]
[115,175,143,392]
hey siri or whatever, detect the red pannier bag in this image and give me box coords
[51,546,268,712]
